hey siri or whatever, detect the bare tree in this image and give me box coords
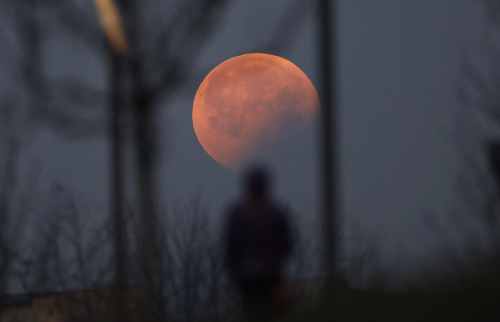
[18,184,113,293]
[0,106,41,317]
[130,195,238,321]
[17,189,235,321]
[16,184,121,321]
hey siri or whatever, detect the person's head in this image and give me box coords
[244,165,271,199]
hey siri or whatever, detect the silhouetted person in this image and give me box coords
[224,166,293,320]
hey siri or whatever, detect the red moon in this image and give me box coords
[192,53,320,169]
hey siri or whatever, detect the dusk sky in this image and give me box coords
[0,0,491,288]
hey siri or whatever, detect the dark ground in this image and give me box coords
[284,286,499,322]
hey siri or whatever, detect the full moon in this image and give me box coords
[193,53,320,169]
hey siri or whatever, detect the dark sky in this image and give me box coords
[0,0,489,287]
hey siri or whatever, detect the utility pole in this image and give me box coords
[318,0,338,300]
[93,1,128,320]
[95,1,162,319]
[118,1,163,319]
[109,50,128,321]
